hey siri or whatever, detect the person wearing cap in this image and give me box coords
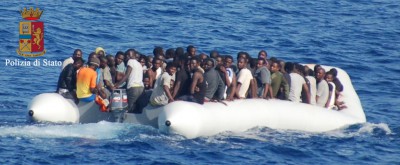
[76,57,101,102]
[95,47,105,58]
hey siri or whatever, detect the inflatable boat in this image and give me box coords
[27,65,366,139]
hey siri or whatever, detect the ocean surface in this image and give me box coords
[1,0,399,164]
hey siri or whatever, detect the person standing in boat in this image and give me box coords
[203,58,225,102]
[172,54,191,99]
[270,60,289,100]
[180,57,205,104]
[57,57,84,104]
[235,57,253,99]
[114,49,144,113]
[149,62,177,106]
[114,51,126,88]
[146,57,163,89]
[254,58,273,99]
[222,55,237,101]
[61,49,82,70]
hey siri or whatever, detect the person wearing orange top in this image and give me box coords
[76,57,100,102]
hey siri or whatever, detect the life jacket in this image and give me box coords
[95,95,109,112]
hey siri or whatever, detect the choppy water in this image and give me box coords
[1,0,399,164]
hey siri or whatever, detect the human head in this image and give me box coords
[73,57,84,70]
[166,48,175,59]
[210,50,219,59]
[189,57,201,72]
[115,51,125,65]
[72,49,82,61]
[295,63,305,76]
[153,46,164,56]
[284,62,294,73]
[203,58,214,71]
[329,68,338,78]
[88,57,100,70]
[216,56,223,66]
[125,49,137,61]
[106,55,115,67]
[138,55,148,67]
[147,55,154,68]
[314,65,322,76]
[258,50,267,60]
[237,57,247,70]
[270,61,281,73]
[143,74,150,89]
[166,62,177,76]
[256,58,266,69]
[88,52,97,62]
[187,45,196,57]
[175,47,185,58]
[200,53,208,61]
[316,68,326,81]
[95,47,105,58]
[99,56,108,69]
[224,55,234,68]
[325,71,334,82]
[280,61,286,73]
[237,51,250,63]
[152,58,162,70]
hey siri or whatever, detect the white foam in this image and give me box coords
[0,121,131,139]
[326,122,392,138]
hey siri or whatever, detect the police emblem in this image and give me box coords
[17,7,46,57]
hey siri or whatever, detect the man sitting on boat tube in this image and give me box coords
[76,57,101,102]
[149,62,177,106]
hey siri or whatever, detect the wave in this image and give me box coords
[0,121,140,139]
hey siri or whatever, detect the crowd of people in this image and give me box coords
[56,45,347,113]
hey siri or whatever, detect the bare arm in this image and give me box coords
[147,70,155,89]
[227,73,237,101]
[190,72,201,95]
[250,79,257,98]
[302,83,311,104]
[164,85,175,103]
[114,66,132,88]
[235,83,242,99]
[172,80,181,99]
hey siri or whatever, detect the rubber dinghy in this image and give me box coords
[27,65,366,139]
[157,64,366,138]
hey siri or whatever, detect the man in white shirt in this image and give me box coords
[61,49,82,70]
[288,63,310,103]
[235,57,253,99]
[316,68,329,107]
[305,69,317,105]
[114,49,144,113]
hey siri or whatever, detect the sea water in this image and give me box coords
[0,0,399,164]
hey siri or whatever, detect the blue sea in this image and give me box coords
[1,0,399,164]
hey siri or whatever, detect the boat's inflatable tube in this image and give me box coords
[27,93,80,123]
[157,65,366,139]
